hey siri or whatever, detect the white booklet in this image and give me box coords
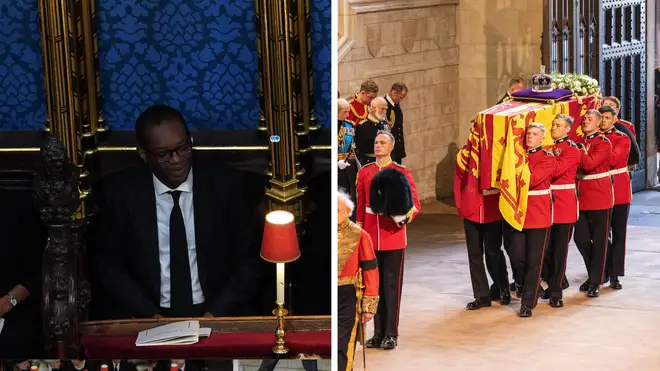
[135,320,202,347]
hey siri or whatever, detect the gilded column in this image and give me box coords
[38,0,98,358]
[38,0,103,219]
[256,0,317,216]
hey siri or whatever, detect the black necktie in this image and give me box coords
[168,191,193,317]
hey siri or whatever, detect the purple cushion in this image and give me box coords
[509,88,574,103]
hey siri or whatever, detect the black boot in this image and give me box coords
[466,296,492,310]
[489,283,501,301]
[365,335,383,349]
[561,276,570,290]
[515,283,522,298]
[499,288,512,305]
[579,280,589,292]
[519,305,532,318]
[587,284,600,298]
[609,276,622,290]
[539,287,549,300]
[549,297,564,308]
[380,336,397,350]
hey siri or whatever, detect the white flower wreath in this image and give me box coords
[550,72,600,96]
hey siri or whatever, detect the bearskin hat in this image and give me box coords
[369,168,413,216]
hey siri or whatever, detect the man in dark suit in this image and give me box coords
[384,82,408,164]
[496,77,525,105]
[91,105,264,320]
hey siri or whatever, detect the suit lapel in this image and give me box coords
[192,166,213,289]
[135,166,161,302]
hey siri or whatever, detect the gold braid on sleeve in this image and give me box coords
[362,296,379,314]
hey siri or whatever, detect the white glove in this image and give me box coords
[337,160,350,170]
[391,215,407,226]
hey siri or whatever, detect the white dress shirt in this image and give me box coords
[153,169,205,308]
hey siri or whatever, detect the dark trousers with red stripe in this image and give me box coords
[509,226,549,308]
[574,209,612,285]
[546,224,574,298]
[606,203,630,278]
[464,219,509,298]
[374,249,404,338]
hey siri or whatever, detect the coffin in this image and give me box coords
[459,94,600,230]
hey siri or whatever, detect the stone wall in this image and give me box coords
[338,0,460,202]
[457,0,543,146]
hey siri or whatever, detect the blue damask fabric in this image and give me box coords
[311,0,331,129]
[97,0,262,131]
[0,0,47,131]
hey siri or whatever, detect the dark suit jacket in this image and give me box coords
[614,122,640,166]
[90,162,265,319]
[385,96,406,161]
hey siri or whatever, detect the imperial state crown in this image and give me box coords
[532,65,553,93]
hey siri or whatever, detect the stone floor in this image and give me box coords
[354,191,660,371]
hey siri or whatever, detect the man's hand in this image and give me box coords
[361,313,374,323]
[0,296,13,317]
[337,160,350,170]
[203,312,214,318]
[153,313,164,319]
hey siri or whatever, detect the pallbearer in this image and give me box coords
[337,98,359,207]
[544,114,581,307]
[574,109,613,298]
[356,130,420,350]
[337,190,379,371]
[509,123,556,318]
[598,105,632,290]
[454,125,511,310]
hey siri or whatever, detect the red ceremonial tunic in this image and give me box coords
[577,132,613,211]
[603,127,632,205]
[453,158,501,224]
[617,119,636,139]
[347,95,368,126]
[356,159,421,251]
[550,137,581,224]
[338,220,379,314]
[524,146,557,229]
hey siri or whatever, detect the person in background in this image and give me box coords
[354,97,390,166]
[337,98,359,208]
[384,82,408,164]
[347,80,379,125]
[496,77,525,104]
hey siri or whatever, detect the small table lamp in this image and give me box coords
[260,210,300,354]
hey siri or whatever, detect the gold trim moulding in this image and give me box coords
[0,147,40,152]
[98,146,270,151]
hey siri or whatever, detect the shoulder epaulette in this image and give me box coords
[568,140,577,147]
[357,118,369,126]
[543,149,554,156]
[392,162,407,168]
[615,130,627,136]
[600,136,610,142]
[360,162,377,171]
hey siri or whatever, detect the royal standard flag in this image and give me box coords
[469,94,599,230]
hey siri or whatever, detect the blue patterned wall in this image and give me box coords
[97,0,331,132]
[0,0,47,131]
[97,0,261,131]
[311,0,331,129]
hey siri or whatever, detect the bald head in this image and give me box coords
[370,97,388,121]
[337,98,350,121]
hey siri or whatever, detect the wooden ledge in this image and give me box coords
[80,315,331,336]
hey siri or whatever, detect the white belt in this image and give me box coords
[366,207,375,215]
[577,171,611,180]
[550,184,576,190]
[482,189,500,196]
[528,189,551,196]
[610,167,628,175]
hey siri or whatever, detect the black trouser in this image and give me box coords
[574,209,611,285]
[509,226,549,308]
[546,224,574,298]
[338,158,358,200]
[374,249,404,338]
[338,285,359,371]
[606,203,630,278]
[464,219,509,298]
[502,222,520,285]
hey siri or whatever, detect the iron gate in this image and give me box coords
[543,0,647,191]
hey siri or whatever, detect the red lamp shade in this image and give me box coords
[260,210,300,263]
